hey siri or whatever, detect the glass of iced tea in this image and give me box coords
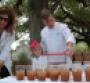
[58,63,69,81]
[72,62,82,81]
[47,65,59,81]
[60,67,69,81]
[36,69,47,81]
[15,65,25,80]
[26,65,36,80]
[84,62,90,81]
[86,66,90,81]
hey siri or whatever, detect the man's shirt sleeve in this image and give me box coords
[61,24,76,44]
[40,30,47,53]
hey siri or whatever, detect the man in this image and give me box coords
[40,9,75,69]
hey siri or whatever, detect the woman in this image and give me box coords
[0,6,15,78]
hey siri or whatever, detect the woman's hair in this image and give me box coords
[0,6,16,34]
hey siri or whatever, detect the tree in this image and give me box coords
[28,0,48,41]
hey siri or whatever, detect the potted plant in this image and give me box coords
[73,42,89,62]
[12,52,32,75]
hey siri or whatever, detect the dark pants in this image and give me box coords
[0,65,10,79]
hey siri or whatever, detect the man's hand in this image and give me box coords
[65,42,73,56]
[43,51,47,55]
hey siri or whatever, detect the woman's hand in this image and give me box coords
[0,60,4,66]
[0,60,4,72]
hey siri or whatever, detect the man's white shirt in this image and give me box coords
[41,22,75,68]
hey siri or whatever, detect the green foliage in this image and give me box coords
[15,18,29,33]
[2,0,16,6]
[62,0,78,11]
[74,42,89,52]
[19,0,28,15]
[17,52,29,63]
[61,0,90,21]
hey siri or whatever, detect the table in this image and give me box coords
[0,72,89,83]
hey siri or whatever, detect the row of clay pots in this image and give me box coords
[73,51,90,62]
[15,67,90,81]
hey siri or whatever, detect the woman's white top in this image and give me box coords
[32,56,47,70]
[0,31,15,72]
[40,22,76,68]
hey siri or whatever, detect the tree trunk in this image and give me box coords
[28,0,48,41]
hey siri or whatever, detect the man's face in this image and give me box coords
[0,14,8,32]
[43,15,55,28]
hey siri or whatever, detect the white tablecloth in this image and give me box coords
[0,72,89,83]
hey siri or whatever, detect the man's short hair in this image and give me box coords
[41,8,51,20]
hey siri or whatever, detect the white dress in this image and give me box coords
[32,56,47,70]
[0,31,15,72]
[41,22,76,69]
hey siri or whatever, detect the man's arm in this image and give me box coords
[62,24,76,56]
[40,31,47,55]
[65,42,73,55]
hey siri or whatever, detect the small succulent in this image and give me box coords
[73,42,89,52]
[18,52,29,63]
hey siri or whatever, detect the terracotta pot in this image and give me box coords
[83,51,90,61]
[12,60,31,75]
[74,52,83,61]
